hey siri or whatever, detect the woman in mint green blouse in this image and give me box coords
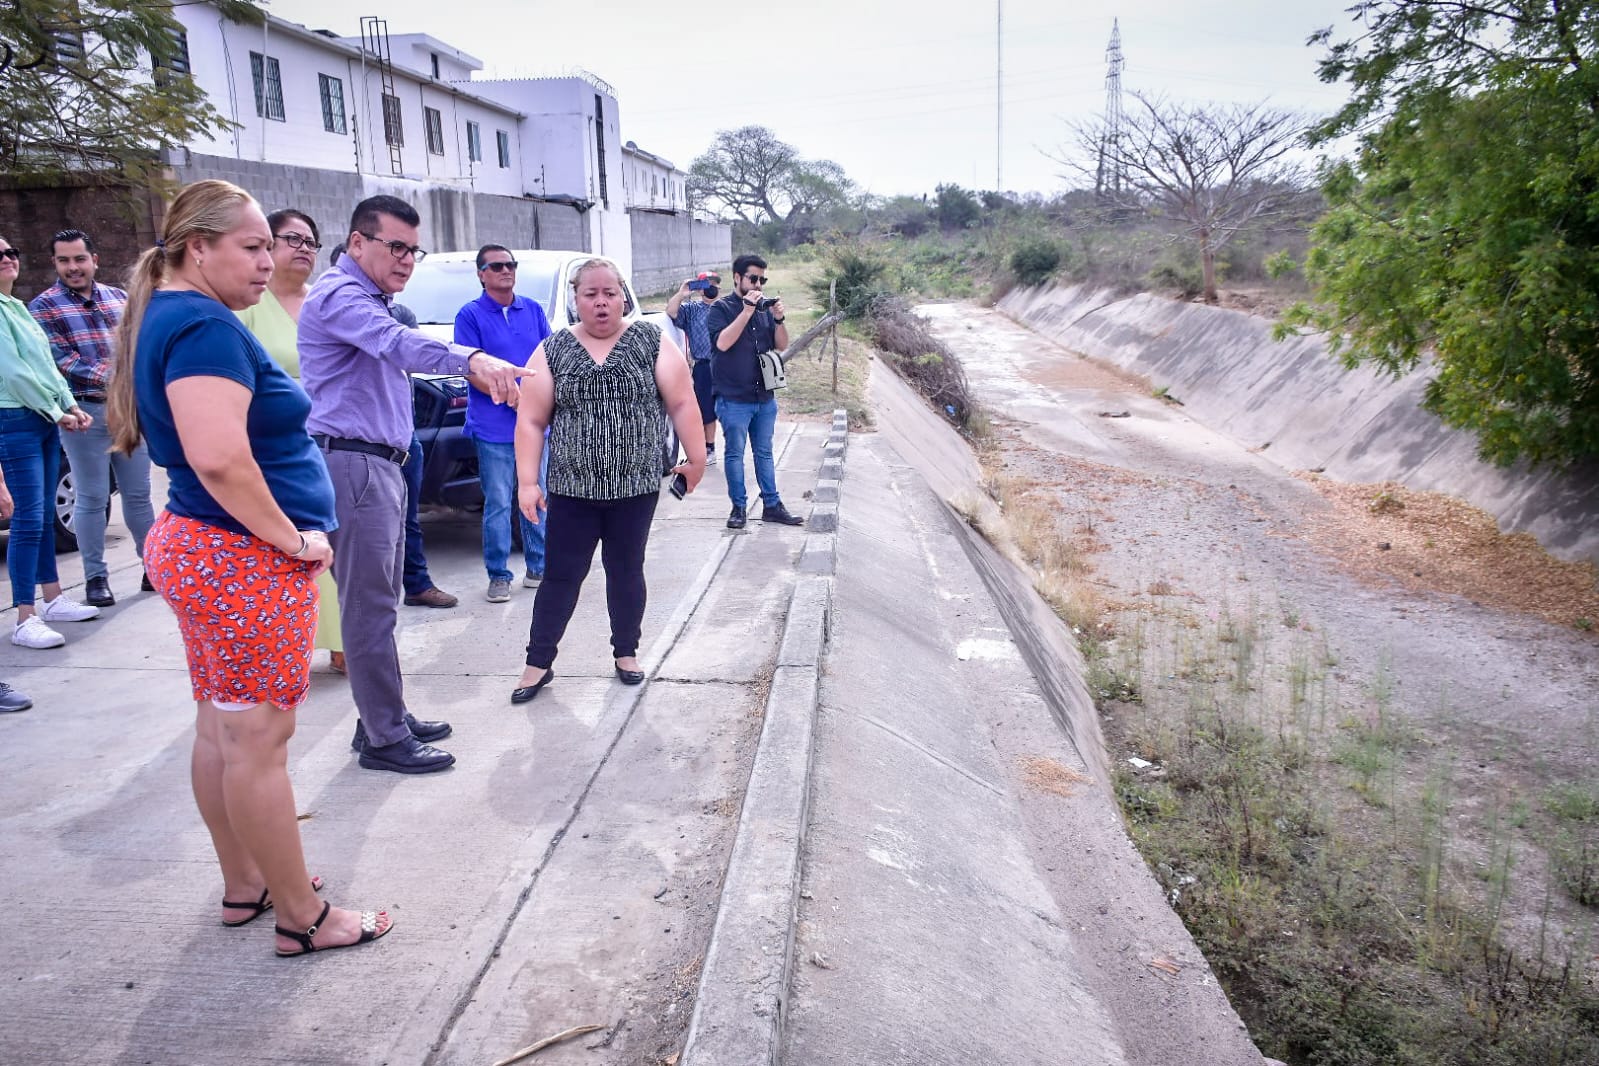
[0,234,101,650]
[236,209,344,672]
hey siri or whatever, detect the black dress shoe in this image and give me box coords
[760,502,805,526]
[84,576,115,607]
[614,663,646,686]
[352,716,452,753]
[358,735,456,774]
[727,505,747,530]
[511,668,555,704]
[404,713,452,743]
[141,571,155,593]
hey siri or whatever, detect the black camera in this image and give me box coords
[755,296,779,311]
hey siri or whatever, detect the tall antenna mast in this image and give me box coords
[1095,18,1125,198]
[991,0,1004,189]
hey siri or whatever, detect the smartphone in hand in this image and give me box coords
[669,472,688,499]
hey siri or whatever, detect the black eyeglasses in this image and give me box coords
[744,273,769,285]
[275,233,322,251]
[358,232,427,262]
[480,261,518,273]
[0,249,19,262]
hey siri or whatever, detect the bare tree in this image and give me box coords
[1056,94,1312,302]
[688,126,852,232]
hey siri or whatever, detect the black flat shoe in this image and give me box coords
[511,668,555,704]
[614,663,646,686]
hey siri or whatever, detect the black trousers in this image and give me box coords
[525,491,660,668]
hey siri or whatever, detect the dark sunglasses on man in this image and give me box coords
[481,261,518,274]
[744,272,769,285]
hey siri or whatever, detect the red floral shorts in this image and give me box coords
[145,511,320,710]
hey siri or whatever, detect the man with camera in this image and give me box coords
[706,254,804,529]
[666,272,720,465]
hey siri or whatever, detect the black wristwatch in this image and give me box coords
[772,316,785,323]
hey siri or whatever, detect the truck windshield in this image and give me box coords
[399,260,561,324]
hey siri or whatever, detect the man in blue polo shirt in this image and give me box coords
[454,244,553,602]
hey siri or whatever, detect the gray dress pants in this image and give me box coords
[324,449,411,747]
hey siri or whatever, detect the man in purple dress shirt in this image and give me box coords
[299,196,525,775]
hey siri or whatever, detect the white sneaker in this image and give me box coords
[523,571,543,589]
[705,449,719,466]
[12,616,65,649]
[39,595,100,623]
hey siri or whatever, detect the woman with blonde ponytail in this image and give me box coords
[117,180,391,956]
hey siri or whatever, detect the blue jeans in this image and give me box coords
[402,434,432,597]
[0,408,61,607]
[58,400,155,580]
[716,396,780,510]
[476,438,546,581]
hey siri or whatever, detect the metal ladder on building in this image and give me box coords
[360,15,403,176]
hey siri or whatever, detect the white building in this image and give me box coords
[621,142,687,214]
[169,11,527,198]
[144,4,727,283]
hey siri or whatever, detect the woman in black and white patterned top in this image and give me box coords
[509,258,707,703]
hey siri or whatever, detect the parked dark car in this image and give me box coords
[410,372,481,509]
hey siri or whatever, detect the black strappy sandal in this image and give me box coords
[221,875,325,927]
[275,901,392,957]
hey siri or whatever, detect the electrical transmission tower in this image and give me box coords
[1095,19,1125,199]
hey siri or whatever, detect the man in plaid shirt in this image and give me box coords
[28,228,155,607]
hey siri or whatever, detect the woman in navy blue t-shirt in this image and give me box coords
[107,180,391,957]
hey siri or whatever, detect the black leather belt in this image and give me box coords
[312,434,409,466]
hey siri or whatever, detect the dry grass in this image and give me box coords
[1297,475,1599,630]
[983,471,1106,633]
[1019,756,1092,797]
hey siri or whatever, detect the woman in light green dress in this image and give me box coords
[236,209,344,673]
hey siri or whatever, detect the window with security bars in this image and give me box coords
[496,130,510,169]
[382,94,404,147]
[467,122,482,163]
[424,107,445,156]
[152,28,190,87]
[594,93,609,206]
[319,75,347,135]
[250,52,285,122]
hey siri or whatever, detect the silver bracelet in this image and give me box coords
[288,533,308,558]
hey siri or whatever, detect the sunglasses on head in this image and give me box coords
[0,249,20,262]
[744,273,769,285]
[480,260,518,273]
[275,232,322,251]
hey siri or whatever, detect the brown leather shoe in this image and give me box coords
[403,586,459,609]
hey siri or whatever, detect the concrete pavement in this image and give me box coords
[0,420,828,1066]
[2,380,1268,1065]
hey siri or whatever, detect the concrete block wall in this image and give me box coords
[628,209,732,296]
[175,155,587,263]
[999,283,1599,565]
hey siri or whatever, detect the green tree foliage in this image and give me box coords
[0,0,264,182]
[807,242,890,319]
[932,183,980,231]
[1010,238,1062,287]
[1288,0,1599,467]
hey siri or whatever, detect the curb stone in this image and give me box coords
[679,410,848,1066]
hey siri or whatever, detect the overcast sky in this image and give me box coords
[260,0,1360,196]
